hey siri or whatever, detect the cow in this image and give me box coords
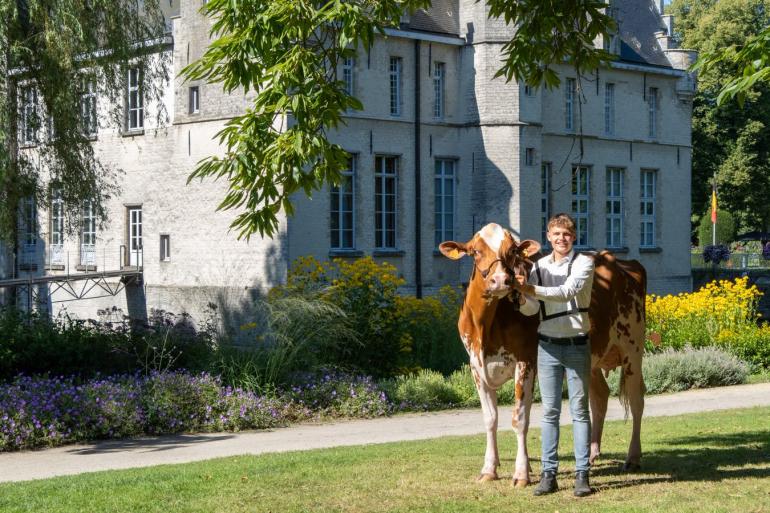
[439,223,542,486]
[439,222,647,485]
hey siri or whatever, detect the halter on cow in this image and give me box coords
[439,223,542,485]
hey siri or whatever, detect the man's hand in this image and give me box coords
[512,275,535,296]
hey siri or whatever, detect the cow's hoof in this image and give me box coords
[512,477,530,488]
[622,461,641,472]
[476,473,498,482]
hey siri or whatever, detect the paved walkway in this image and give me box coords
[1,382,769,483]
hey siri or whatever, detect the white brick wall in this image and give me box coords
[3,0,695,323]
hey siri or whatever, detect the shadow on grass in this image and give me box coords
[590,429,770,490]
[65,432,238,455]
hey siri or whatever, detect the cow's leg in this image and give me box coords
[622,363,645,471]
[473,368,500,481]
[589,368,610,464]
[511,361,535,487]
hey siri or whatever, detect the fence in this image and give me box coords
[691,252,770,270]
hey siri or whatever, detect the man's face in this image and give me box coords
[547,225,575,255]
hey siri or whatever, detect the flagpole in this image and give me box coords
[711,174,717,246]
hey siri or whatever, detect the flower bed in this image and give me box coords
[0,372,286,451]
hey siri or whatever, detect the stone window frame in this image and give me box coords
[330,154,356,250]
[640,169,657,248]
[374,154,399,250]
[571,165,591,248]
[606,167,625,248]
[434,157,456,246]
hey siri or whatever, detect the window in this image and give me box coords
[604,83,615,135]
[342,56,354,96]
[389,57,402,116]
[541,162,552,246]
[648,87,658,138]
[606,168,624,248]
[375,155,398,249]
[525,148,535,167]
[565,78,576,131]
[434,159,455,245]
[571,166,590,247]
[128,207,143,266]
[189,86,200,114]
[19,197,37,266]
[160,234,171,262]
[50,191,65,265]
[331,156,355,250]
[126,67,143,130]
[81,201,96,266]
[19,86,38,145]
[80,77,97,136]
[433,62,445,119]
[20,197,37,248]
[640,170,656,248]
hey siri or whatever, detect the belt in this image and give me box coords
[539,334,589,346]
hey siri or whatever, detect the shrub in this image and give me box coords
[270,256,410,377]
[395,286,467,375]
[715,324,770,370]
[384,369,463,410]
[0,308,218,382]
[283,370,392,419]
[0,372,286,451]
[702,244,731,264]
[0,309,135,381]
[606,346,749,395]
[698,208,735,247]
[440,364,520,406]
[646,277,761,349]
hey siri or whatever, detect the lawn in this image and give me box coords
[1,407,768,513]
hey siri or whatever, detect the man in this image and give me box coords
[514,213,594,497]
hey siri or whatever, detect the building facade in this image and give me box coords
[2,0,696,324]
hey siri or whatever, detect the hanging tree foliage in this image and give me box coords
[183,0,617,239]
[0,0,170,241]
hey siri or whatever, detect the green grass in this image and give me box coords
[1,408,769,513]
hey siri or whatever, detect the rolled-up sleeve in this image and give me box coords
[532,256,594,302]
[518,294,539,316]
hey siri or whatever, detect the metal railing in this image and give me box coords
[691,252,770,269]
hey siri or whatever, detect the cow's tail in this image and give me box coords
[618,367,646,421]
[618,369,631,421]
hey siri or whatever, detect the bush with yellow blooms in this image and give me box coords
[646,277,769,368]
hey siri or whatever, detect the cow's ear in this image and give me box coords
[439,241,468,260]
[518,239,541,258]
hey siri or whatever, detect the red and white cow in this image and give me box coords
[440,223,542,486]
[440,223,648,484]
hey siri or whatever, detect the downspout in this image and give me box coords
[414,38,422,298]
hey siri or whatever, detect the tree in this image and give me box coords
[183,0,617,239]
[670,0,770,234]
[0,0,170,242]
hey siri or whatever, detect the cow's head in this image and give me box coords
[439,223,541,301]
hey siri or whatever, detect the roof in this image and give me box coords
[405,0,459,36]
[402,0,673,69]
[614,0,672,68]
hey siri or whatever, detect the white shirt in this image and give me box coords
[519,250,594,338]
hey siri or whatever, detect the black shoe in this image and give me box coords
[533,471,558,496]
[574,470,591,497]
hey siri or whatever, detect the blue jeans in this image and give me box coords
[538,339,592,473]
